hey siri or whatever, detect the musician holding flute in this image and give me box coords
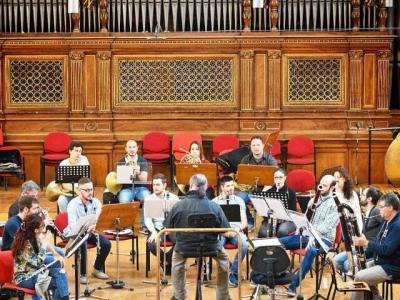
[12,213,69,300]
[351,192,400,300]
[64,177,111,283]
[212,175,248,287]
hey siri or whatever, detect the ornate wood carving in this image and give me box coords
[96,51,111,112]
[349,50,363,110]
[269,0,279,31]
[377,50,391,110]
[378,0,388,32]
[268,50,281,111]
[99,0,108,33]
[242,0,251,31]
[351,0,361,32]
[69,51,85,112]
[240,50,254,111]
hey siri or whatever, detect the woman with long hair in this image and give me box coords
[12,213,69,300]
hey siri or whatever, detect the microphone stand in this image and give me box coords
[161,192,169,287]
[297,227,304,300]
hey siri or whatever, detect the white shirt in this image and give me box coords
[336,190,363,231]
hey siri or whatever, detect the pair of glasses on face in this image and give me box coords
[80,188,94,193]
[274,176,284,179]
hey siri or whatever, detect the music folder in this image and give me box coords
[220,204,241,223]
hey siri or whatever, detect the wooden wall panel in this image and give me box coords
[254,53,267,110]
[363,53,376,109]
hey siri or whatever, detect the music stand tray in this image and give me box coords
[96,203,139,291]
[236,164,276,187]
[175,163,217,187]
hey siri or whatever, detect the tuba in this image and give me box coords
[45,181,73,202]
[332,190,366,276]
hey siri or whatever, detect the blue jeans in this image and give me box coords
[279,235,332,291]
[18,254,69,300]
[237,191,254,225]
[334,251,350,273]
[119,186,151,225]
[219,232,248,278]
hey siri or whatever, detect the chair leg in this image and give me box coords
[327,281,333,300]
[136,235,139,271]
[40,159,45,190]
[145,241,150,277]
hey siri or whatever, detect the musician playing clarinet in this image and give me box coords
[64,177,111,284]
[351,192,400,300]
[12,213,69,300]
[279,175,339,297]
[212,175,248,287]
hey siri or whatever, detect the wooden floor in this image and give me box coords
[0,185,396,300]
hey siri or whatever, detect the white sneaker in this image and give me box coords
[92,269,109,280]
[79,276,88,284]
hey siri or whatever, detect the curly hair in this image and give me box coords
[334,166,354,200]
[11,213,43,257]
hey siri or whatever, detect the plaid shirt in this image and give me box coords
[311,195,339,242]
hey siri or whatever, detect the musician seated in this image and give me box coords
[258,169,298,238]
[8,180,40,218]
[2,195,40,251]
[57,141,90,212]
[237,136,277,229]
[212,175,248,287]
[12,213,69,300]
[164,174,231,300]
[64,177,111,283]
[351,192,400,300]
[279,175,339,297]
[144,173,180,275]
[178,141,215,199]
[334,186,383,274]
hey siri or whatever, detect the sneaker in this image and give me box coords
[79,275,88,284]
[287,287,296,298]
[228,273,238,287]
[92,269,109,280]
[140,226,150,235]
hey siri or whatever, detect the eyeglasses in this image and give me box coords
[274,176,284,179]
[80,188,94,193]
[378,205,388,209]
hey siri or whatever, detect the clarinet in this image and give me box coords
[305,185,322,221]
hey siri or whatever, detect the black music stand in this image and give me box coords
[55,165,90,197]
[96,203,138,291]
[220,204,241,223]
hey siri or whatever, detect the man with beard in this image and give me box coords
[279,174,339,297]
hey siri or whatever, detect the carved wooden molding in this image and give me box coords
[72,13,80,33]
[378,0,388,32]
[351,0,361,31]
[69,52,85,112]
[242,0,251,31]
[99,0,109,33]
[240,50,254,110]
[269,0,279,31]
[97,52,111,112]
[377,50,391,110]
[349,50,363,110]
[268,50,282,111]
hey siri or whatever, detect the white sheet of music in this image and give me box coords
[66,214,97,238]
[265,198,291,221]
[250,196,270,218]
[251,238,282,248]
[144,195,180,219]
[116,165,134,184]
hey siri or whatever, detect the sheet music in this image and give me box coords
[251,238,282,248]
[249,196,270,217]
[308,223,330,253]
[65,214,97,238]
[116,165,135,184]
[144,195,180,219]
[265,198,291,221]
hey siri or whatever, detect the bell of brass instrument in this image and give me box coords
[180,153,202,164]
[105,171,122,195]
[45,181,73,202]
[332,191,366,276]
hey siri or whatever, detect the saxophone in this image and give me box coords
[332,190,366,276]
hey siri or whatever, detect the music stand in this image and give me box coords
[175,163,218,188]
[96,203,139,291]
[220,204,241,223]
[56,165,90,197]
[236,164,276,188]
[116,162,152,198]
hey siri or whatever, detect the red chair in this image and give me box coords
[142,131,173,184]
[286,169,316,213]
[145,240,174,277]
[270,141,282,165]
[0,250,37,300]
[171,132,202,162]
[286,136,316,178]
[212,134,240,160]
[0,128,26,190]
[40,132,72,190]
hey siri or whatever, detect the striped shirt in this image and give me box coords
[311,194,339,242]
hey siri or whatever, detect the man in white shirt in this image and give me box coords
[212,175,248,287]
[57,141,90,212]
[144,173,179,275]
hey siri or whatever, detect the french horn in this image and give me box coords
[105,171,122,195]
[45,181,73,202]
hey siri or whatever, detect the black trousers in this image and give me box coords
[80,233,111,275]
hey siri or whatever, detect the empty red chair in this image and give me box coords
[287,136,316,177]
[270,141,282,165]
[212,134,240,160]
[286,169,315,193]
[172,132,202,162]
[40,132,72,189]
[143,132,173,182]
